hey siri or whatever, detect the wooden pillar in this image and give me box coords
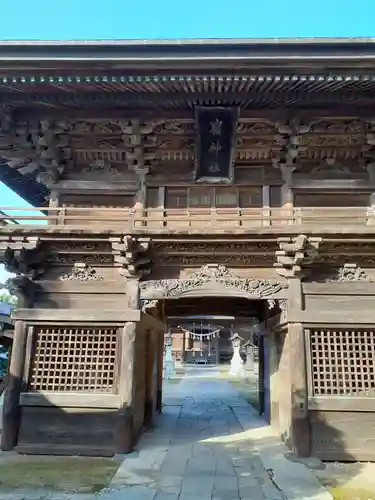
[125,278,140,310]
[133,168,149,228]
[289,322,310,457]
[262,185,271,226]
[284,270,310,457]
[366,162,375,224]
[158,186,165,227]
[280,165,296,224]
[1,321,27,451]
[144,328,156,428]
[156,330,164,412]
[258,333,265,416]
[116,321,137,454]
[268,328,280,432]
[48,189,59,226]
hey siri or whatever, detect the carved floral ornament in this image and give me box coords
[329,263,374,282]
[139,264,285,300]
[59,263,103,282]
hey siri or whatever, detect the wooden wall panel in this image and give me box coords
[294,192,370,207]
[304,295,375,315]
[60,194,134,227]
[235,166,264,184]
[61,194,134,207]
[35,292,126,310]
[17,407,117,456]
[270,186,282,207]
[310,410,375,461]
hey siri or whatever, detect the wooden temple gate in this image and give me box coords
[2,38,375,460]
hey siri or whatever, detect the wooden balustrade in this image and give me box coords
[0,206,372,231]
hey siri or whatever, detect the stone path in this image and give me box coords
[0,367,332,499]
[106,367,332,500]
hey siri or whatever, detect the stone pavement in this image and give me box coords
[0,367,332,499]
[105,366,332,500]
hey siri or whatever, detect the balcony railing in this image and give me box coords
[0,206,374,231]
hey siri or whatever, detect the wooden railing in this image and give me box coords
[0,206,373,231]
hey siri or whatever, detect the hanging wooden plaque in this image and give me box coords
[194,107,239,183]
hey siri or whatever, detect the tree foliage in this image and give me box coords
[0,291,17,305]
[0,282,15,375]
[0,278,17,306]
[0,345,8,376]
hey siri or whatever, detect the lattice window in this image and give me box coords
[309,329,375,397]
[29,326,117,392]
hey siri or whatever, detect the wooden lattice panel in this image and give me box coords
[309,329,375,397]
[29,326,117,392]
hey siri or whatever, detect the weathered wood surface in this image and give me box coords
[303,282,375,295]
[289,322,310,457]
[19,392,121,408]
[143,329,158,428]
[156,330,164,413]
[1,321,27,451]
[308,397,375,412]
[17,406,117,457]
[116,322,137,454]
[310,410,375,461]
[289,307,375,324]
[12,308,141,322]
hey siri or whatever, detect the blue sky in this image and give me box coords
[0,0,374,282]
[0,0,375,39]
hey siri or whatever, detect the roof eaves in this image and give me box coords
[1,37,375,63]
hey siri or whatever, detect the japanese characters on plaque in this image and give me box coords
[194,107,239,182]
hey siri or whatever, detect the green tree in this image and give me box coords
[0,283,15,376]
[0,292,17,305]
[0,278,18,306]
[0,345,8,376]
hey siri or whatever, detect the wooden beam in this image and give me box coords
[308,396,375,412]
[12,308,141,322]
[15,443,114,457]
[289,309,375,324]
[16,106,375,121]
[5,90,375,107]
[303,282,375,295]
[19,392,121,408]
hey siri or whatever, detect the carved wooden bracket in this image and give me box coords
[110,235,151,278]
[0,117,72,186]
[4,275,40,307]
[34,120,72,186]
[274,234,322,279]
[0,236,44,278]
[0,236,45,306]
[273,119,310,168]
[119,119,156,175]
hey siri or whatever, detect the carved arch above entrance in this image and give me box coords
[140,264,287,300]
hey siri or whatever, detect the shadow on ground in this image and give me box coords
[0,365,369,499]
